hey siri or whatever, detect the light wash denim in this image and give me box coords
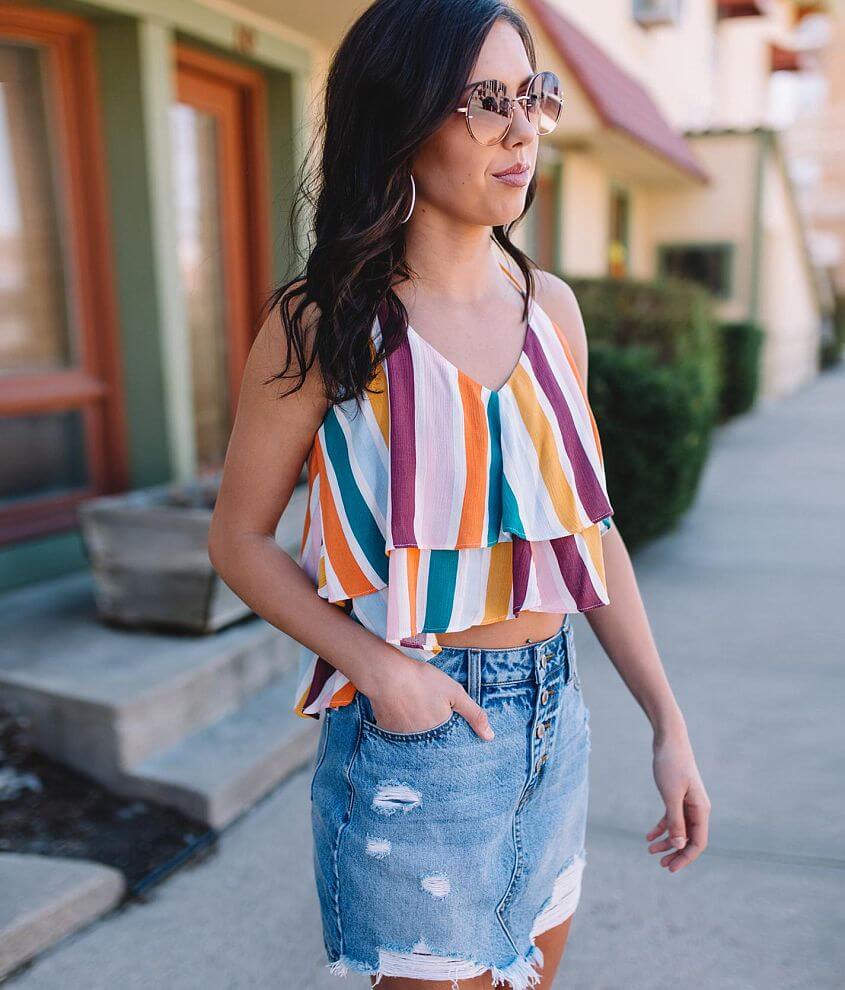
[309,615,591,990]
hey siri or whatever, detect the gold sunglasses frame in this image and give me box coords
[456,70,564,145]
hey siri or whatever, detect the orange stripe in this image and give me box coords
[456,376,488,546]
[315,439,377,597]
[406,548,420,636]
[330,681,357,707]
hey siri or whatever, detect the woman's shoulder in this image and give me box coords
[532,269,590,384]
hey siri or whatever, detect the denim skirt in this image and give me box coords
[309,616,591,990]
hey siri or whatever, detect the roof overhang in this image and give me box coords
[716,0,771,18]
[520,0,710,186]
[770,42,802,72]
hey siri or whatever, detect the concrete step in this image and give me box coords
[112,664,319,828]
[0,571,303,787]
[0,853,124,980]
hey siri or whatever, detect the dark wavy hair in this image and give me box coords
[260,0,540,406]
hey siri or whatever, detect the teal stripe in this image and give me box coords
[485,392,503,545]
[322,412,388,583]
[423,551,459,631]
[502,473,526,539]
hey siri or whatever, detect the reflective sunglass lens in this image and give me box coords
[466,80,512,145]
[526,71,562,135]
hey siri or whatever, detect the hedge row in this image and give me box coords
[715,321,764,420]
[564,274,722,550]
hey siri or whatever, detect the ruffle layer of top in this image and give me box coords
[301,285,614,651]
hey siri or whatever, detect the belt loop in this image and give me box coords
[535,640,546,683]
[468,648,482,705]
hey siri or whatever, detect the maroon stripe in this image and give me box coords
[523,326,612,522]
[381,299,418,548]
[550,535,604,610]
[304,655,336,712]
[511,536,531,613]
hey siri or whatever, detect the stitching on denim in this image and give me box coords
[331,696,365,956]
[361,708,462,743]
[310,708,333,802]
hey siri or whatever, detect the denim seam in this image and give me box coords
[310,708,333,803]
[360,709,462,743]
[495,641,542,953]
[331,696,365,957]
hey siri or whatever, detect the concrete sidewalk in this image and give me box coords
[7,364,844,989]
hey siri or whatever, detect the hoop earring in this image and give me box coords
[401,173,415,224]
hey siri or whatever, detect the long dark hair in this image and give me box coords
[261,0,539,406]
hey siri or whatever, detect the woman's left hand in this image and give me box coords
[646,731,711,873]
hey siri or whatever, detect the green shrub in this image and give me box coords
[715,320,764,420]
[820,293,845,369]
[587,345,718,550]
[566,274,720,371]
[562,273,721,549]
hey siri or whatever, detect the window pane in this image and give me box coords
[170,102,232,469]
[0,42,76,375]
[0,410,88,504]
[662,245,730,296]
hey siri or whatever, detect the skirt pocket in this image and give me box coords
[357,691,463,743]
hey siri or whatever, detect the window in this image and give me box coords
[657,243,733,298]
[525,158,562,271]
[633,0,682,27]
[0,8,127,545]
[608,185,630,278]
[170,45,270,471]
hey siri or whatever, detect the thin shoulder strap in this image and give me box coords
[498,259,528,299]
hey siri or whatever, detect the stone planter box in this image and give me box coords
[77,471,308,634]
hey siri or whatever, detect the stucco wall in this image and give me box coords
[759,148,821,398]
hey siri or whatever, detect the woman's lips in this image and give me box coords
[492,167,531,187]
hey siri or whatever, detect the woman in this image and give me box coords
[208,1,711,987]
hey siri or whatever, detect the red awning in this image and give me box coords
[716,0,770,18]
[522,0,709,183]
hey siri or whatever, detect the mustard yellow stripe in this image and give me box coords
[509,363,582,532]
[549,318,604,463]
[581,522,607,589]
[368,346,390,448]
[484,541,514,620]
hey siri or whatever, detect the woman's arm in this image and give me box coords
[207,298,494,739]
[536,271,712,874]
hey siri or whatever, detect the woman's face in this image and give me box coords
[411,19,540,229]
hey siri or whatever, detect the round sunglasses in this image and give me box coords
[456,70,563,146]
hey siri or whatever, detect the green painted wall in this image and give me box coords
[0,0,311,593]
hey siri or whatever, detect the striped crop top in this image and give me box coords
[293,261,614,719]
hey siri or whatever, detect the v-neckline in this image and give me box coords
[403,261,536,396]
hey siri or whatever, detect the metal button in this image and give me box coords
[539,656,547,670]
[536,722,546,739]
[541,690,549,704]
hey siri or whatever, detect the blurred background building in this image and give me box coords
[1,0,840,590]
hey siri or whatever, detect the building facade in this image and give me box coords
[0,0,834,592]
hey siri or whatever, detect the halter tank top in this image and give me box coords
[293,261,614,719]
